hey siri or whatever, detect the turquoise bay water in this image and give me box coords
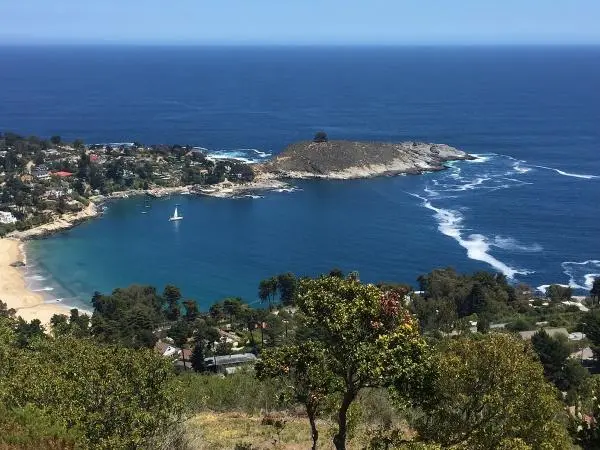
[1,46,599,308]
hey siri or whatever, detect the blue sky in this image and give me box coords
[1,0,599,45]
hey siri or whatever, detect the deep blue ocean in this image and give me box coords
[1,46,599,309]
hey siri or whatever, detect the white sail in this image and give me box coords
[169,206,183,221]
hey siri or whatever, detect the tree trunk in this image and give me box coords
[333,390,356,450]
[307,406,319,450]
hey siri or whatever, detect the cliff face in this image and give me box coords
[258,141,473,179]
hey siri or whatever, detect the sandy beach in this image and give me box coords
[0,238,73,325]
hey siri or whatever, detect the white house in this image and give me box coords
[0,211,17,224]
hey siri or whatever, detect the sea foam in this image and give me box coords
[533,165,599,180]
[561,260,600,290]
[412,194,530,279]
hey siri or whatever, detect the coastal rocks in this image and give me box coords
[257,140,474,180]
[8,202,99,240]
[9,261,25,267]
[192,178,291,198]
[146,186,192,198]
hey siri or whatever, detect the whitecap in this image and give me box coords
[236,194,264,199]
[250,149,272,158]
[204,148,272,164]
[33,287,55,292]
[536,284,570,295]
[512,162,532,174]
[467,153,494,163]
[491,236,543,252]
[411,194,530,279]
[532,165,599,180]
[27,275,47,281]
[561,260,600,290]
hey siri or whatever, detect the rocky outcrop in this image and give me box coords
[257,141,473,179]
[8,202,100,240]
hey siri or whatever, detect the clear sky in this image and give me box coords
[1,0,599,45]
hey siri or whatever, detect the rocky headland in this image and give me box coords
[256,140,473,180]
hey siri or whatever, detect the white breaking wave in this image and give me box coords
[251,149,272,158]
[536,284,570,295]
[467,154,493,163]
[234,194,264,199]
[204,148,272,164]
[512,162,532,174]
[561,260,600,290]
[27,274,47,281]
[532,165,599,180]
[33,287,54,292]
[412,194,531,279]
[274,187,302,193]
[491,236,543,252]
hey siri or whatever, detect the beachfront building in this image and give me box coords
[0,211,18,224]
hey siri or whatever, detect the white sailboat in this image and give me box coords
[169,205,183,221]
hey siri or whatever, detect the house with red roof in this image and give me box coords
[52,171,74,178]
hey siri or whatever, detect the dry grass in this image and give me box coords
[183,411,382,450]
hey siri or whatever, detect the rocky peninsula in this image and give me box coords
[257,140,473,180]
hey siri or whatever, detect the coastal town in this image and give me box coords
[0,132,260,237]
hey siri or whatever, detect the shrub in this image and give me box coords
[313,131,328,143]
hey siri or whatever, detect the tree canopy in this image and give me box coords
[268,276,430,450]
[313,131,328,143]
[0,319,181,449]
[411,334,571,449]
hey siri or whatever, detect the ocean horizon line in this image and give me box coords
[1,42,600,49]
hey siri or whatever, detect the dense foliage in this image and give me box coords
[260,276,430,450]
[412,334,572,449]
[2,267,599,449]
[0,316,181,449]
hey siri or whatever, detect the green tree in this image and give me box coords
[329,268,344,278]
[0,300,16,318]
[581,310,600,361]
[546,284,572,303]
[476,314,490,333]
[182,299,199,321]
[50,135,61,145]
[190,341,207,372]
[209,302,225,321]
[313,131,328,143]
[411,334,571,449]
[73,138,85,150]
[163,284,182,321]
[91,286,167,348]
[292,276,429,450]
[256,342,338,450]
[169,320,191,370]
[531,329,572,389]
[14,318,45,348]
[259,277,278,311]
[0,321,181,449]
[277,272,298,306]
[591,278,600,305]
[191,318,220,372]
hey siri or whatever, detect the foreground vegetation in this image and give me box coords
[1,271,600,449]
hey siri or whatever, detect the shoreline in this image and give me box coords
[0,238,78,325]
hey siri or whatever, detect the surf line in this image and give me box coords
[527,164,598,180]
[409,193,531,280]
